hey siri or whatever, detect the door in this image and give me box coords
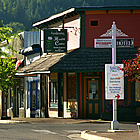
[86,78,100,119]
[30,82,38,117]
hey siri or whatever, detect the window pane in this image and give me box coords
[91,20,98,26]
[68,75,76,99]
[88,81,98,99]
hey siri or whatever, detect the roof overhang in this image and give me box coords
[16,71,50,77]
[33,8,75,28]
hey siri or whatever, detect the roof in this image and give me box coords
[16,47,139,74]
[33,6,140,29]
[49,47,139,72]
[16,53,65,75]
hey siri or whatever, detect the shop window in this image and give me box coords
[135,81,140,101]
[10,88,13,107]
[49,82,58,108]
[27,82,30,108]
[68,75,76,99]
[89,19,99,27]
[20,88,24,107]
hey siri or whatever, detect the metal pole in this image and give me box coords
[111,21,119,130]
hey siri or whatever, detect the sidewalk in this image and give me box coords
[81,130,140,140]
[0,117,139,140]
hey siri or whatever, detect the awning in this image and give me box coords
[16,53,66,76]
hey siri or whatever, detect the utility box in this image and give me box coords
[19,108,24,118]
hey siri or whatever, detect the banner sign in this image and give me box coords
[94,38,134,48]
[105,64,124,100]
[44,29,67,53]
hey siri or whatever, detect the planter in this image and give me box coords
[102,108,136,122]
[0,116,11,120]
[101,112,112,121]
[118,108,136,122]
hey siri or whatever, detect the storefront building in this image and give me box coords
[18,6,140,120]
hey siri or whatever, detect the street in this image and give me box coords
[0,122,138,140]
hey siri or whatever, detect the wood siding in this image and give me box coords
[85,13,140,47]
[65,15,80,51]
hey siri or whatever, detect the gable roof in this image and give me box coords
[33,6,140,29]
[49,47,139,73]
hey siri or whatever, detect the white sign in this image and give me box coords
[105,64,124,100]
[94,38,134,48]
[94,39,112,48]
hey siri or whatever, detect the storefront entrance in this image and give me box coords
[84,77,100,119]
[30,81,39,117]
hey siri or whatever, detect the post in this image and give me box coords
[111,22,119,130]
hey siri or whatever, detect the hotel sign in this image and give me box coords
[44,29,67,53]
[94,38,134,48]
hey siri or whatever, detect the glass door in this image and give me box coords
[86,78,100,119]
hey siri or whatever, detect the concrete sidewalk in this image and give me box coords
[81,130,140,140]
[0,117,139,140]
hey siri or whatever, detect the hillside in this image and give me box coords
[0,0,139,32]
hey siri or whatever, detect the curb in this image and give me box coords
[0,120,28,124]
[81,130,113,140]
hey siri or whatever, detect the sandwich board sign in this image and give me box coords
[105,64,124,100]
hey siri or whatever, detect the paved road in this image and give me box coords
[0,121,138,140]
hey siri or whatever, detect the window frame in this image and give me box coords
[88,80,99,100]
[89,19,100,28]
[68,75,76,99]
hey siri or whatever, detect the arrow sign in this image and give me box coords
[115,94,120,99]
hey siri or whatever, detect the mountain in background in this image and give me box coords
[0,0,139,32]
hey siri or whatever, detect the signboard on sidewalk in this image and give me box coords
[94,38,134,48]
[105,64,124,100]
[44,29,67,53]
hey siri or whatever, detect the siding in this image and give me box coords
[85,13,140,47]
[65,15,80,51]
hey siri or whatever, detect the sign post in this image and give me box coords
[112,21,118,130]
[105,22,124,130]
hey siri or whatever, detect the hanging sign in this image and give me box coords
[105,64,124,100]
[44,29,67,53]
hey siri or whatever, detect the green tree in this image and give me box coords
[5,22,25,34]
[0,26,18,117]
[0,57,17,117]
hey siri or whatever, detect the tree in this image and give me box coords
[120,47,140,82]
[0,57,17,117]
[0,26,18,117]
[5,22,25,34]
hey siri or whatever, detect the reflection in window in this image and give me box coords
[88,81,98,99]
[50,82,58,108]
